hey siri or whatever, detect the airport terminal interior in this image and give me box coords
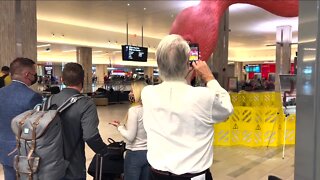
[1,104,296,180]
[1,0,320,179]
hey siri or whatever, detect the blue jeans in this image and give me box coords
[3,165,16,180]
[124,150,149,180]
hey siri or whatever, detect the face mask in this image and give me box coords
[30,73,38,85]
[128,93,135,103]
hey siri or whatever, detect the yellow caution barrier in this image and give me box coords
[214,92,296,147]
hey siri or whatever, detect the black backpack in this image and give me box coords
[0,74,8,88]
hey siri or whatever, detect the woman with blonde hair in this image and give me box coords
[110,80,149,180]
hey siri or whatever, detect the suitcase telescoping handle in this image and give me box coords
[94,154,104,180]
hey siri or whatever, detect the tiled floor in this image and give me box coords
[0,103,295,180]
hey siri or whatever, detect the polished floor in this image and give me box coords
[0,103,295,180]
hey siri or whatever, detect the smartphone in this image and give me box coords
[189,43,199,63]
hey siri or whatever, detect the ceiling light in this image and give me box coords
[62,49,76,52]
[251,17,298,33]
[143,8,146,10]
[37,44,51,48]
[127,3,130,6]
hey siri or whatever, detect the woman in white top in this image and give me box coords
[110,80,149,180]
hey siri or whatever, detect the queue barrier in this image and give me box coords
[213,92,296,147]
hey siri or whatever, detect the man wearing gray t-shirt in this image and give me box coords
[50,63,108,180]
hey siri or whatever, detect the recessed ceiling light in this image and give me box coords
[37,44,51,48]
[144,8,146,10]
[127,3,130,6]
[62,49,76,53]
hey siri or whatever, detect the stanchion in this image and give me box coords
[282,113,289,159]
[267,111,280,148]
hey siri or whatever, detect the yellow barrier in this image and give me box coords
[230,92,282,107]
[214,92,296,147]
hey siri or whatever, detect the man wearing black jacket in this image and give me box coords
[50,63,108,180]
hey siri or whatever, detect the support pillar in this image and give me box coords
[207,10,229,89]
[0,0,37,67]
[275,25,292,91]
[295,1,320,179]
[53,65,62,77]
[77,47,92,93]
[144,67,153,83]
[96,64,106,85]
[53,64,62,83]
[234,62,244,81]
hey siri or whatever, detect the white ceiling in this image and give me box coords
[36,1,298,65]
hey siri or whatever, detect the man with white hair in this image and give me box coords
[142,34,233,180]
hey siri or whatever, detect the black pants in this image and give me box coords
[149,168,213,180]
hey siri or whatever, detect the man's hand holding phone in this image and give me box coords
[191,60,215,84]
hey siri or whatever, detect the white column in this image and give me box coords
[96,64,106,85]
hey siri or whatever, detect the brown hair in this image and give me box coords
[10,57,36,75]
[62,63,84,86]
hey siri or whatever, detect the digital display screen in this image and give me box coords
[44,66,53,75]
[245,65,261,73]
[122,45,148,62]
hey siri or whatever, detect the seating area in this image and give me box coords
[90,88,130,106]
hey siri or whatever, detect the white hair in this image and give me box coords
[156,34,190,81]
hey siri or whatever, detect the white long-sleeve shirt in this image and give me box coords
[118,105,147,151]
[141,79,233,175]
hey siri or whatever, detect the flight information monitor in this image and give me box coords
[122,45,148,62]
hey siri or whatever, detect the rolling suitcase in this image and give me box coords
[89,153,125,180]
[88,138,126,180]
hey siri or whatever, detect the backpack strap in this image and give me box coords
[57,94,84,113]
[57,94,85,163]
[40,95,54,111]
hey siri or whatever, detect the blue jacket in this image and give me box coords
[0,81,42,166]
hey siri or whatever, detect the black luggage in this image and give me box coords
[88,138,126,180]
